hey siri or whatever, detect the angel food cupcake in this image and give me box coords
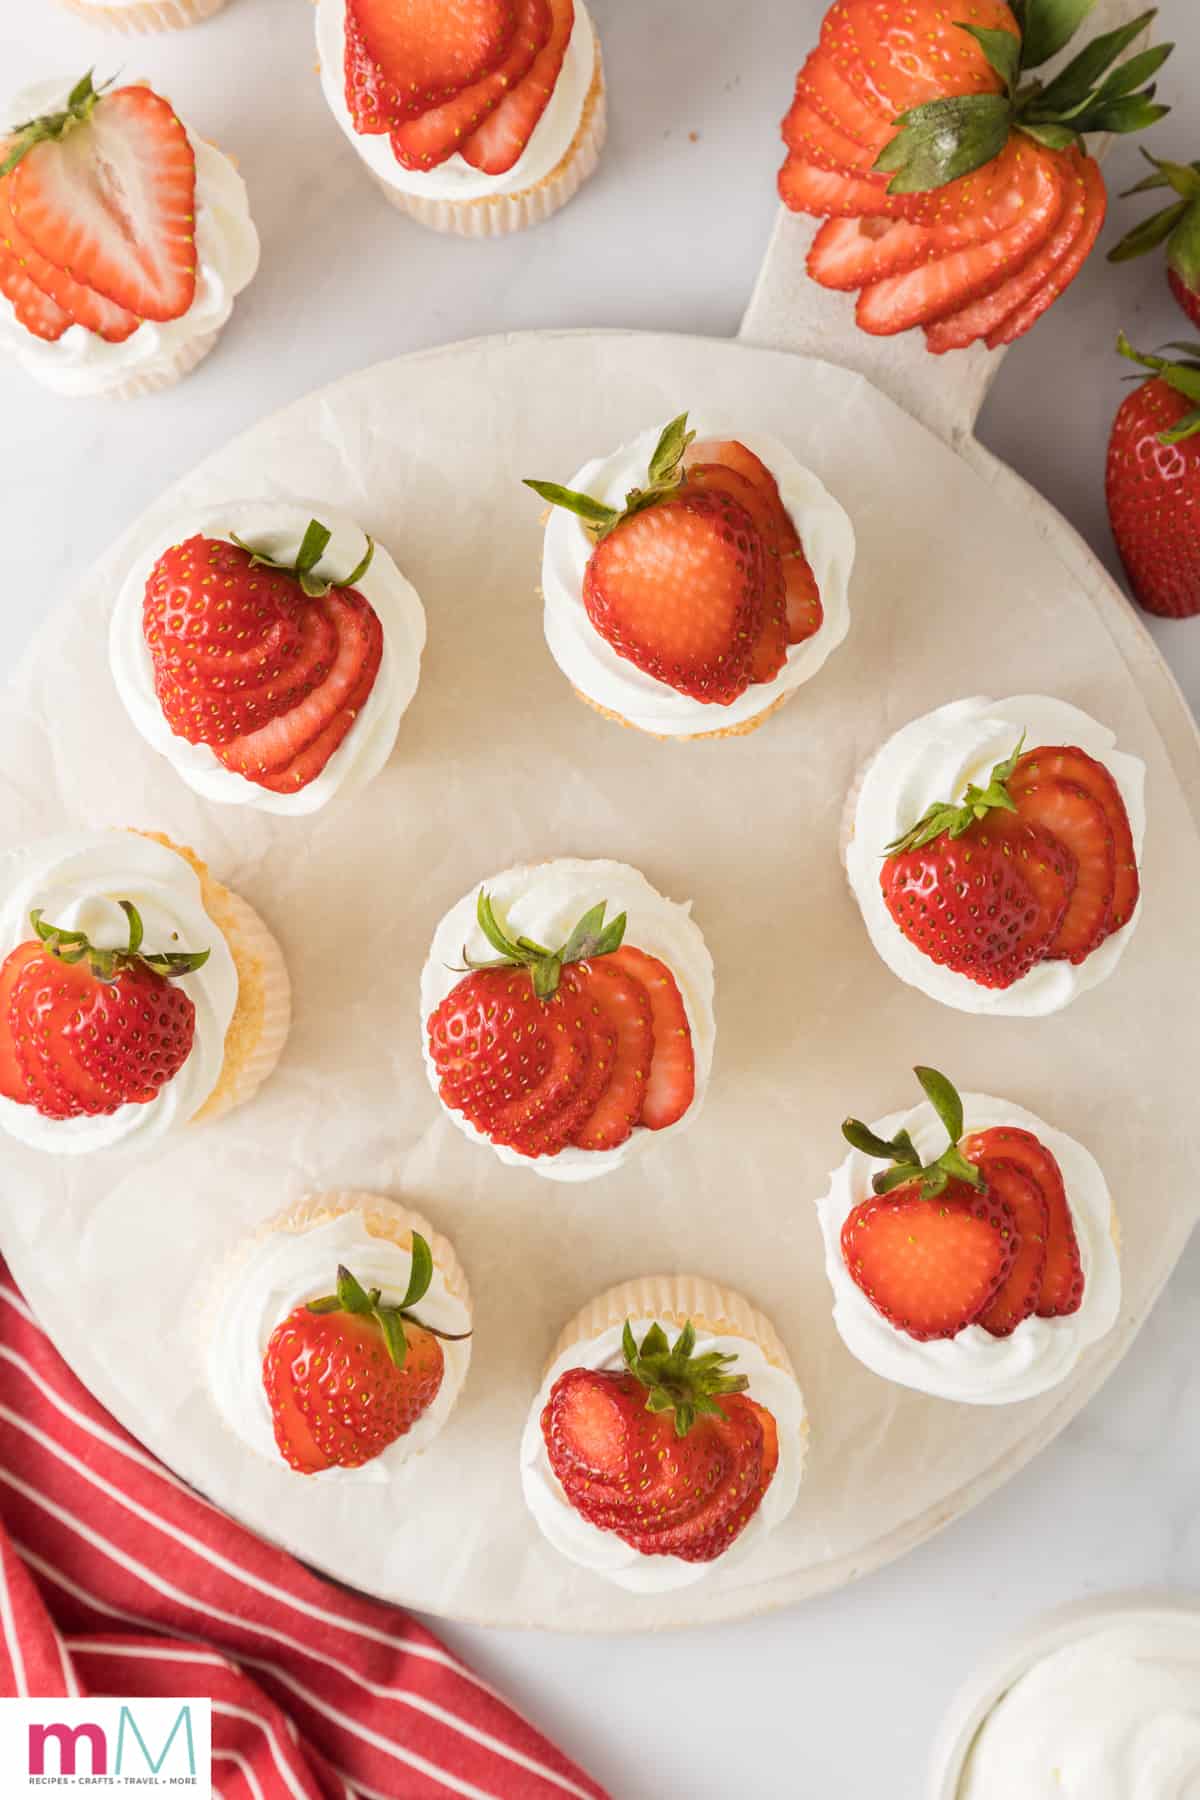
[521,1274,807,1592]
[110,504,426,814]
[844,696,1145,1015]
[0,76,258,399]
[208,1193,472,1480]
[53,0,229,33]
[0,830,289,1155]
[421,859,715,1183]
[528,413,855,739]
[817,1067,1120,1404]
[316,0,605,236]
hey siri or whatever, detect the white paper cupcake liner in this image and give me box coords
[549,1273,795,1379]
[197,885,291,1122]
[372,47,606,238]
[106,328,221,400]
[53,0,228,32]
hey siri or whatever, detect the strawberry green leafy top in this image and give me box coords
[621,1318,750,1438]
[1116,332,1200,446]
[524,414,696,542]
[462,888,626,1000]
[842,1067,986,1199]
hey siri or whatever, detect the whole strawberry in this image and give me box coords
[0,902,208,1119]
[1107,334,1200,618]
[263,1245,467,1475]
[541,1318,779,1562]
[1109,152,1200,330]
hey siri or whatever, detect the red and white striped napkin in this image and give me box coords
[0,1260,609,1800]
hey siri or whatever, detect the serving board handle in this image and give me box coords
[738,0,1151,447]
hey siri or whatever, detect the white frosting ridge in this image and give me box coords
[520,1317,805,1593]
[0,83,259,398]
[0,831,238,1154]
[109,500,427,815]
[540,420,855,737]
[207,1211,472,1484]
[817,1093,1121,1405]
[959,1616,1200,1798]
[845,695,1147,1016]
[315,0,596,200]
[419,859,716,1183]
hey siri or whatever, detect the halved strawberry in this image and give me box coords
[1010,743,1139,935]
[216,590,383,787]
[389,0,550,171]
[460,0,573,176]
[679,463,787,683]
[970,1155,1048,1338]
[841,1180,1017,1341]
[821,0,1016,117]
[604,944,694,1130]
[798,45,895,147]
[925,151,1090,353]
[346,0,518,126]
[11,86,197,325]
[985,154,1107,348]
[963,1125,1084,1317]
[0,239,69,341]
[856,145,1066,335]
[1009,778,1115,963]
[568,961,653,1151]
[683,438,822,644]
[0,178,139,343]
[582,487,764,707]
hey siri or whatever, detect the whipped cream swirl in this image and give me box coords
[419,859,716,1183]
[520,1317,806,1592]
[109,500,427,815]
[0,832,237,1155]
[540,420,855,736]
[845,695,1146,1015]
[817,1093,1121,1405]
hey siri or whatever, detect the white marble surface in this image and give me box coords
[3,2,1199,1795]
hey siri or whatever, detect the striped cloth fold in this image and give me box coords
[0,1261,608,1800]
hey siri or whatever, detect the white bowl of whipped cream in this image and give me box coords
[929,1596,1200,1799]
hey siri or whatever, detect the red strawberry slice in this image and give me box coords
[925,150,1091,353]
[822,0,1016,117]
[0,178,140,343]
[841,1180,1017,1341]
[963,1126,1084,1317]
[779,153,937,221]
[460,0,573,176]
[1009,777,1115,963]
[0,239,69,341]
[985,154,1106,348]
[683,439,822,644]
[796,47,894,149]
[782,96,883,179]
[389,0,551,172]
[216,590,384,788]
[643,1400,770,1560]
[11,86,197,324]
[970,1155,1049,1338]
[346,0,518,127]
[506,999,617,1158]
[17,966,119,1118]
[674,1401,780,1564]
[1010,744,1139,935]
[679,464,787,683]
[568,961,653,1151]
[0,941,35,1105]
[856,145,1066,335]
[251,644,379,795]
[809,216,934,292]
[604,944,695,1130]
[583,487,764,706]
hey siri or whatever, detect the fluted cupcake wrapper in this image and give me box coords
[54,0,227,32]
[572,684,796,744]
[372,47,606,238]
[196,885,292,1122]
[548,1273,796,1381]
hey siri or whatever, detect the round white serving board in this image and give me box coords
[3,328,1200,1633]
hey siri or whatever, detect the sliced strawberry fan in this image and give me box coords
[780,0,1173,352]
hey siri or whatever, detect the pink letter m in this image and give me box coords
[28,1721,108,1775]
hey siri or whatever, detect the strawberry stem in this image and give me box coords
[883,737,1025,858]
[0,72,115,178]
[621,1319,750,1439]
[303,1238,468,1369]
[460,890,626,1001]
[1116,330,1200,444]
[29,902,209,985]
[524,413,697,542]
[842,1067,985,1199]
[228,519,375,599]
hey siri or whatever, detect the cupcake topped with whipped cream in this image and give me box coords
[817,1066,1120,1405]
[316,0,606,236]
[0,830,289,1155]
[0,75,257,399]
[844,696,1145,1015]
[110,502,426,815]
[527,412,855,740]
[208,1192,472,1482]
[420,859,715,1183]
[521,1273,807,1592]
